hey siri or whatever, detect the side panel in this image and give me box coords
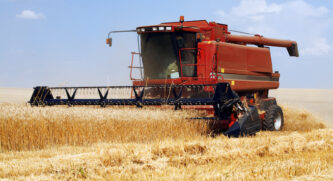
[246,46,272,73]
[216,42,273,74]
[216,42,278,91]
[216,42,247,73]
[197,42,217,82]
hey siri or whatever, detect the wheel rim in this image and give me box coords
[274,114,282,130]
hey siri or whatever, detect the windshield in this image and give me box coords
[140,31,196,79]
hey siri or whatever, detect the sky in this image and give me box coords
[0,0,332,88]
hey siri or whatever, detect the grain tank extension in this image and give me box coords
[29,17,299,136]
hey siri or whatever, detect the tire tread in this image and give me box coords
[262,105,284,131]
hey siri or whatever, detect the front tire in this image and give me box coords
[263,105,284,131]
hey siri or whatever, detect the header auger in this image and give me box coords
[30,16,298,137]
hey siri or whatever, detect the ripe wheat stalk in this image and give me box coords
[0,104,209,151]
[0,103,331,180]
[0,103,326,151]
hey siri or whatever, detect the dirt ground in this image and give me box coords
[0,88,32,104]
[270,89,333,127]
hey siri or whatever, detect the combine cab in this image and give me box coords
[30,16,298,137]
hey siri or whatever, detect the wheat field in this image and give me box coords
[0,102,332,180]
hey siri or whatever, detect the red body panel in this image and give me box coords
[132,19,297,93]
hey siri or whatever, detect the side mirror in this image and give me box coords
[106,38,112,47]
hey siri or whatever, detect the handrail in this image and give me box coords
[129,52,143,80]
[178,48,199,79]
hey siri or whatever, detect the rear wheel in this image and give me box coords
[263,105,284,131]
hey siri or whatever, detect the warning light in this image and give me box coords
[180,16,184,23]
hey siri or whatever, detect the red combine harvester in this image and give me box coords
[30,17,299,137]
